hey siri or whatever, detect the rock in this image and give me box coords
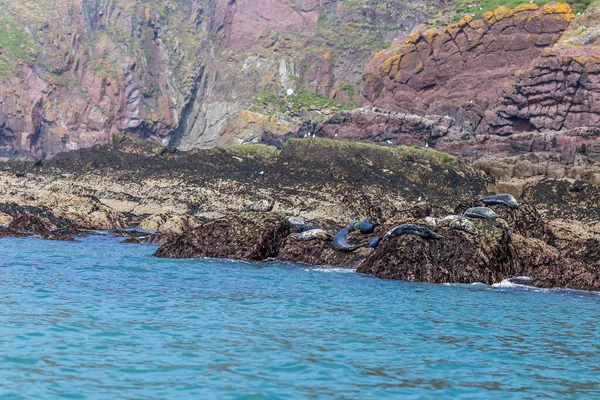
[8,214,78,241]
[154,212,291,261]
[362,4,574,128]
[358,218,511,284]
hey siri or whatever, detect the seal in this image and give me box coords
[296,224,320,233]
[424,216,440,227]
[332,227,357,251]
[369,236,381,248]
[359,218,378,234]
[384,224,442,239]
[286,216,307,226]
[443,215,476,234]
[347,220,361,233]
[297,229,333,241]
[464,207,498,220]
[244,198,274,212]
[482,194,519,209]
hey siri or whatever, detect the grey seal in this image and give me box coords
[347,220,361,233]
[444,215,476,234]
[296,224,320,233]
[244,198,274,212]
[332,227,357,251]
[359,218,378,234]
[384,224,442,239]
[369,236,381,248]
[482,194,519,208]
[464,207,498,220]
[297,229,333,241]
[286,216,307,226]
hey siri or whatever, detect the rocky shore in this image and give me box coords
[1,136,598,291]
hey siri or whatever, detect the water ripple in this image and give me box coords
[0,235,599,399]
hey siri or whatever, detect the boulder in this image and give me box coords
[154,212,291,260]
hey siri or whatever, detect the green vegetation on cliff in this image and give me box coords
[250,89,354,117]
[448,0,592,21]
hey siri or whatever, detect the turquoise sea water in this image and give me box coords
[0,235,599,399]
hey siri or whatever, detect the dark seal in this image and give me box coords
[464,207,498,220]
[482,194,519,209]
[384,224,442,239]
[359,218,378,234]
[332,227,357,252]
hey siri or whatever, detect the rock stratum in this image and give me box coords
[317,2,600,166]
[0,0,436,158]
[1,138,599,291]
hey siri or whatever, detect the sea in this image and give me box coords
[0,234,599,399]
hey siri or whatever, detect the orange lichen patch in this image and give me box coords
[468,19,486,30]
[542,2,571,14]
[144,7,152,23]
[323,52,331,61]
[381,53,401,75]
[482,11,496,26]
[405,32,422,45]
[514,4,539,13]
[421,29,439,44]
[446,24,461,39]
[493,6,514,21]
[584,56,600,73]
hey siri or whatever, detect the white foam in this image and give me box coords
[492,279,518,288]
[304,267,356,274]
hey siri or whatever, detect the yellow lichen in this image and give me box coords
[381,54,401,75]
[323,52,331,61]
[542,2,572,14]
[514,4,539,13]
[405,32,421,45]
[446,24,461,39]
[493,6,514,21]
[421,29,439,44]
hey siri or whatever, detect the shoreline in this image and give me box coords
[1,137,599,291]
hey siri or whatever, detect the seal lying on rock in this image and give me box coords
[441,215,477,234]
[369,237,381,248]
[447,216,476,234]
[424,217,439,227]
[332,227,357,251]
[244,198,275,212]
[424,215,476,234]
[296,224,320,233]
[384,224,442,239]
[482,194,519,209]
[347,220,361,233]
[359,218,378,234]
[464,207,498,220]
[297,229,333,241]
[286,216,307,226]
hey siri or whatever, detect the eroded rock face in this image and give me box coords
[362,4,574,127]
[484,51,600,136]
[349,4,600,164]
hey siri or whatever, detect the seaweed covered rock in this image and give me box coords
[278,229,373,268]
[357,219,512,284]
[8,214,78,241]
[154,212,291,261]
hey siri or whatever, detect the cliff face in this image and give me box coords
[361,4,576,130]
[0,0,436,158]
[311,2,600,168]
